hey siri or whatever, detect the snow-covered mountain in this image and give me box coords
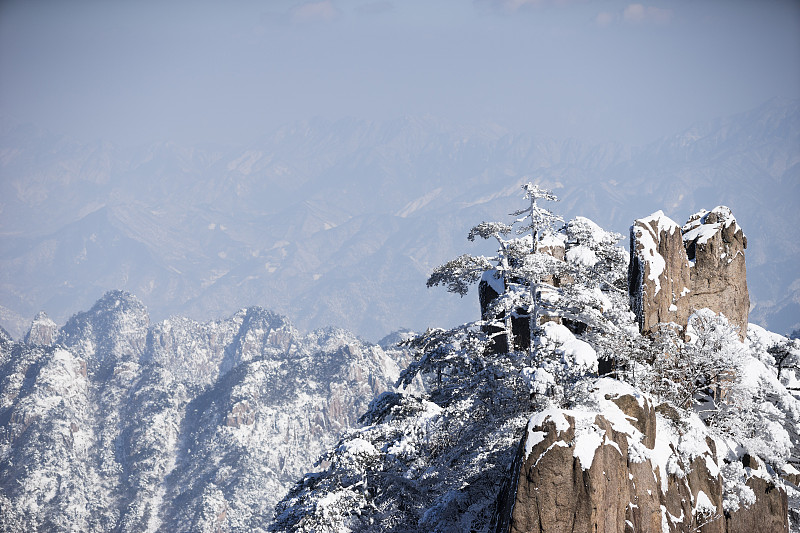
[0,291,407,532]
[268,202,800,532]
[1,99,798,340]
[2,201,799,531]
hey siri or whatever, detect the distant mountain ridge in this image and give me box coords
[1,99,798,339]
[0,291,406,531]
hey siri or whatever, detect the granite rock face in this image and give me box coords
[494,380,788,533]
[629,211,692,335]
[0,291,407,532]
[629,207,749,338]
[681,207,749,339]
[725,475,789,533]
[23,311,58,346]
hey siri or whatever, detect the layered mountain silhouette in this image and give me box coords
[1,99,798,339]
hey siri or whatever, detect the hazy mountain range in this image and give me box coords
[1,98,798,340]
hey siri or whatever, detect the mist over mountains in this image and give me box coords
[1,98,798,340]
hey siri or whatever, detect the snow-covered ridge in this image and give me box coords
[271,199,798,532]
[0,291,410,533]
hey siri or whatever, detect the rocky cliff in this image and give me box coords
[494,379,789,533]
[682,208,750,339]
[22,311,58,346]
[0,291,408,532]
[265,207,798,533]
[629,206,749,338]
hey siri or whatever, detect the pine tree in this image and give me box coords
[427,182,565,354]
[511,183,562,337]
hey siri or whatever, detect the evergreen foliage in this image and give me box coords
[269,189,800,532]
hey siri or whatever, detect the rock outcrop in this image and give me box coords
[629,211,692,335]
[629,206,749,338]
[23,311,58,346]
[494,379,789,533]
[479,269,533,353]
[682,208,749,338]
[479,269,511,354]
[0,291,407,532]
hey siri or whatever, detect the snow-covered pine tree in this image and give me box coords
[768,337,800,381]
[427,224,512,350]
[270,196,800,531]
[639,310,745,416]
[510,183,563,344]
[564,216,627,293]
[396,322,489,393]
[427,182,565,355]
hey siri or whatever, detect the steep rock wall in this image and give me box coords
[494,379,788,533]
[681,207,749,339]
[629,211,692,334]
[629,206,749,338]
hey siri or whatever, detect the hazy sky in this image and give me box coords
[1,0,798,146]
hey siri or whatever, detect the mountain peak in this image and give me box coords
[23,311,58,346]
[57,290,150,371]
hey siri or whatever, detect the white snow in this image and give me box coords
[568,340,598,371]
[640,210,680,236]
[652,415,680,493]
[633,211,679,295]
[566,245,598,268]
[339,438,378,457]
[592,287,613,312]
[573,424,605,470]
[676,414,715,461]
[541,322,598,372]
[661,505,670,533]
[387,400,443,458]
[704,453,720,478]
[747,323,786,349]
[694,490,716,515]
[538,232,566,249]
[782,463,800,475]
[682,223,720,245]
[682,206,743,245]
[571,216,609,243]
[480,269,505,295]
[524,430,548,458]
[521,366,555,396]
[541,322,574,344]
[528,407,571,433]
